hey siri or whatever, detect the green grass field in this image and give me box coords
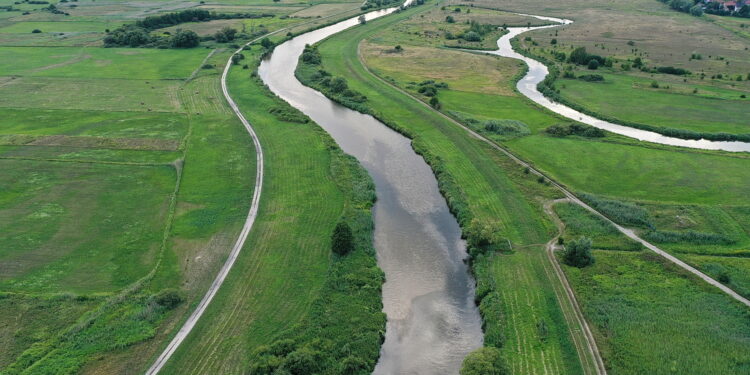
[557,72,750,135]
[564,251,750,375]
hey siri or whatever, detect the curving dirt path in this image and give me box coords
[144,36,265,375]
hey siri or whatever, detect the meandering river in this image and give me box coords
[258,3,483,374]
[489,14,750,153]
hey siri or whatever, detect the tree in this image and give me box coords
[214,27,237,43]
[460,347,509,375]
[358,15,366,24]
[170,30,199,48]
[331,221,354,255]
[260,37,274,49]
[429,96,440,109]
[690,4,704,16]
[463,31,480,42]
[446,15,455,23]
[587,59,599,70]
[562,237,595,268]
[330,77,348,92]
[568,46,588,65]
[31,29,42,33]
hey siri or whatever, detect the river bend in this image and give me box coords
[489,14,750,153]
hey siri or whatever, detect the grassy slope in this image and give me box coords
[309,5,587,373]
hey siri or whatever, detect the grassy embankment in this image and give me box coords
[158,45,386,375]
[553,202,750,375]
[298,3,591,374]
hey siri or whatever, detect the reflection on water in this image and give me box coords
[257,3,483,374]
[488,15,750,153]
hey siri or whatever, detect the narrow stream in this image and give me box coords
[257,3,483,374]
[489,14,750,153]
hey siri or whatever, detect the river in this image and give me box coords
[488,14,750,153]
[257,3,484,374]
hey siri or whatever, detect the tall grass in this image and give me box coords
[579,193,654,229]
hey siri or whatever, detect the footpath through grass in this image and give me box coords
[301,3,590,373]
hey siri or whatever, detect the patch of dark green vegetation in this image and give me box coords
[449,111,531,139]
[3,289,183,374]
[555,202,643,251]
[643,230,736,245]
[577,74,604,82]
[579,193,654,229]
[544,123,605,138]
[268,106,309,124]
[459,346,509,375]
[361,0,408,11]
[247,78,384,375]
[297,45,371,114]
[562,237,595,268]
[104,9,274,48]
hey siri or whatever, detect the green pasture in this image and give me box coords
[558,72,750,135]
[0,159,176,293]
[0,21,118,33]
[0,46,210,79]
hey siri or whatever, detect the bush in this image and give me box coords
[544,123,605,138]
[460,347,509,375]
[578,74,604,82]
[214,27,237,43]
[331,221,354,255]
[463,31,481,42]
[171,30,199,48]
[151,289,183,310]
[587,59,600,70]
[580,193,653,229]
[446,15,455,23]
[31,29,42,33]
[657,66,690,75]
[562,237,595,268]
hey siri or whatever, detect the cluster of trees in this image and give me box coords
[460,347,509,375]
[103,24,199,48]
[135,9,273,29]
[545,123,605,138]
[361,0,401,10]
[299,45,370,112]
[446,20,495,42]
[656,66,691,75]
[568,47,608,70]
[105,9,273,48]
[416,80,448,97]
[562,237,595,268]
[659,0,750,17]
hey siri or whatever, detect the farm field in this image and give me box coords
[0,0,377,372]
